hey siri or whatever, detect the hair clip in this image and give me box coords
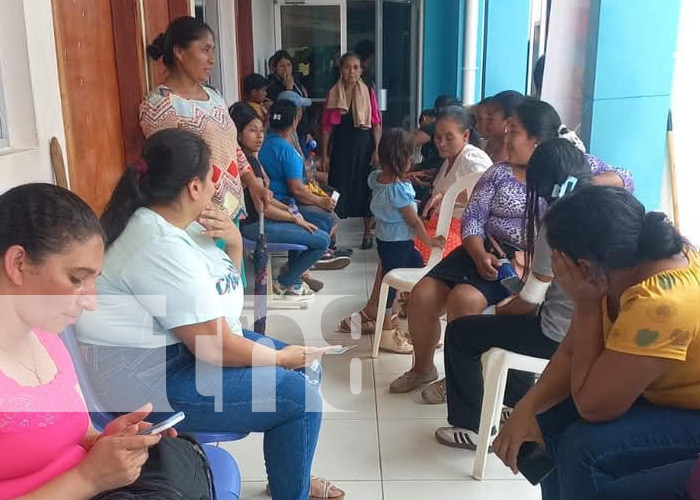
[272,113,281,121]
[551,175,578,199]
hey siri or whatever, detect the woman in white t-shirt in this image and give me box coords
[75,128,344,500]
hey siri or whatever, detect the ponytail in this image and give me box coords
[101,128,211,247]
[100,166,148,246]
[556,124,586,152]
[545,186,686,270]
[637,212,685,261]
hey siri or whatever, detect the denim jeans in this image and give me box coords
[241,219,330,287]
[539,398,700,500]
[82,331,323,500]
[298,204,339,234]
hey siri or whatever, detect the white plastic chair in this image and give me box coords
[471,348,549,480]
[371,172,484,358]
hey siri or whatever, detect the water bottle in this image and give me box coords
[497,259,521,294]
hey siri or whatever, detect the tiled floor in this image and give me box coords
[229,220,540,500]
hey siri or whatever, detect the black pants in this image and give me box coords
[376,238,424,312]
[445,314,559,431]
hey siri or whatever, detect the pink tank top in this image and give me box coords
[0,330,89,499]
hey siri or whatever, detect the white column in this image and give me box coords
[462,0,479,105]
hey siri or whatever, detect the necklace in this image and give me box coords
[0,337,43,385]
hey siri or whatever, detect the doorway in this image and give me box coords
[273,0,422,128]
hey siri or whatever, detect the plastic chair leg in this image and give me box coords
[372,282,390,358]
[472,350,509,480]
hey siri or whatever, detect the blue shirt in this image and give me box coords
[259,131,305,200]
[368,170,418,242]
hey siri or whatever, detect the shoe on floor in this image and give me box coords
[421,377,447,404]
[435,426,480,450]
[273,281,314,301]
[302,274,324,292]
[360,236,373,249]
[331,245,354,257]
[379,328,413,354]
[389,365,439,393]
[312,251,350,270]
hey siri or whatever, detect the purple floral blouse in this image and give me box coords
[461,155,634,249]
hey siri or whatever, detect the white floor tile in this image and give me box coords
[378,418,527,481]
[383,480,539,500]
[241,480,384,500]
[312,420,382,481]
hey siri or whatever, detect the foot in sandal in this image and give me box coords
[311,476,345,499]
[337,310,398,335]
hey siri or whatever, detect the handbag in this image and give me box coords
[91,436,215,500]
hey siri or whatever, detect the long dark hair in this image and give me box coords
[523,139,592,273]
[513,98,562,142]
[489,90,525,119]
[546,186,686,270]
[146,16,214,68]
[101,129,211,246]
[0,184,104,263]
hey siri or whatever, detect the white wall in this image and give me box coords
[252,0,276,75]
[0,0,66,193]
[669,0,700,244]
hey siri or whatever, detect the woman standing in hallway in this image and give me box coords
[140,16,269,223]
[319,52,383,249]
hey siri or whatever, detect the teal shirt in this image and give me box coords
[368,170,418,242]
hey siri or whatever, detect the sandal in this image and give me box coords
[338,310,398,335]
[264,476,345,499]
[311,476,345,499]
[360,235,373,250]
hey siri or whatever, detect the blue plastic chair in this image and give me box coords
[60,327,245,499]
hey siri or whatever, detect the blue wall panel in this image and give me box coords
[482,0,530,96]
[422,0,462,107]
[583,0,681,210]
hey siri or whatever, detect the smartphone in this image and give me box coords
[138,411,186,435]
[517,441,555,485]
[321,345,357,355]
[331,191,341,203]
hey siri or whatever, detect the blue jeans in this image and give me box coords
[83,331,323,500]
[376,238,424,313]
[241,220,330,287]
[298,205,339,235]
[539,398,700,500]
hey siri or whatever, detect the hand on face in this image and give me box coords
[551,250,608,304]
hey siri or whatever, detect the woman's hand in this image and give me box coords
[247,176,272,211]
[319,196,337,212]
[277,345,326,369]
[76,433,161,494]
[101,403,177,439]
[475,253,501,281]
[283,69,295,90]
[551,250,608,305]
[198,206,242,248]
[431,235,446,248]
[294,215,318,234]
[421,192,443,219]
[492,403,544,475]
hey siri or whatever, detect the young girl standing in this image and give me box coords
[369,128,445,353]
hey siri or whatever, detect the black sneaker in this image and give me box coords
[311,251,350,270]
[331,246,353,257]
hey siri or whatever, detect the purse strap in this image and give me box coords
[486,233,507,259]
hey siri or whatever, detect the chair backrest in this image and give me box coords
[427,171,484,268]
[59,326,114,430]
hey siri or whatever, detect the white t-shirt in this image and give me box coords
[76,208,244,348]
[433,143,492,219]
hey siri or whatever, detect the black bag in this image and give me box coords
[91,436,215,500]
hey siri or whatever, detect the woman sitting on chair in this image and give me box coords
[0,184,210,500]
[75,129,344,500]
[232,109,330,300]
[494,186,700,500]
[390,98,633,401]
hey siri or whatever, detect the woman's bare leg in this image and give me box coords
[445,284,488,323]
[407,277,451,374]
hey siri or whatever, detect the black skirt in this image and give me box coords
[426,246,512,305]
[328,109,373,219]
